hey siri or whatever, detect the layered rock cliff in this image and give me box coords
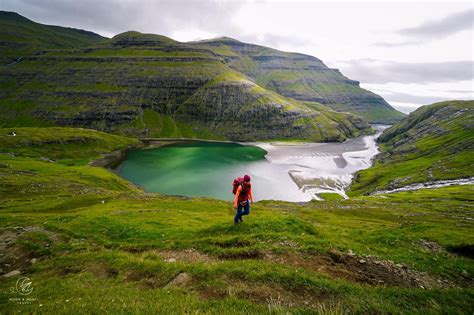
[0,11,402,141]
[194,37,404,124]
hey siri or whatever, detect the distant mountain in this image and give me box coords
[0,11,403,141]
[194,37,405,124]
[350,100,474,195]
[0,11,106,64]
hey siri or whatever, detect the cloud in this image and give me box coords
[0,0,244,38]
[373,9,474,47]
[381,92,459,105]
[238,33,313,51]
[377,91,472,114]
[398,8,474,40]
[337,59,474,84]
[445,89,474,95]
[373,40,420,47]
[362,80,473,115]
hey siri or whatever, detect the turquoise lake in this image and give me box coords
[118,127,385,201]
[118,142,275,201]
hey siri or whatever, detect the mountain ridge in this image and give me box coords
[188,35,404,123]
[0,10,106,64]
[0,11,403,141]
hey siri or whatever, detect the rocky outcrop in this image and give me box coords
[176,78,316,141]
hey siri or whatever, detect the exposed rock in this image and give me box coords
[328,248,345,263]
[419,239,445,253]
[3,269,21,277]
[165,272,191,288]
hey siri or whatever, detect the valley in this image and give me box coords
[0,9,472,314]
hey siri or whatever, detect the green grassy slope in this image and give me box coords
[176,70,371,141]
[0,16,372,142]
[0,11,106,65]
[193,37,405,124]
[350,100,474,195]
[0,127,473,313]
[0,127,138,165]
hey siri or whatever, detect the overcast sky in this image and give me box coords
[1,0,473,113]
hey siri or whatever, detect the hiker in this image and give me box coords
[232,174,253,224]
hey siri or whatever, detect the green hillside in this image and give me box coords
[193,37,405,124]
[0,127,138,165]
[350,100,474,195]
[0,11,106,65]
[0,21,372,142]
[0,127,473,313]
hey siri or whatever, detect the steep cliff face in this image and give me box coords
[193,38,405,124]
[175,71,369,141]
[0,20,372,141]
[0,12,381,141]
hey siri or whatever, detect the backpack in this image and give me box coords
[232,177,245,195]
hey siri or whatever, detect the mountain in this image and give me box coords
[194,37,405,124]
[350,100,474,195]
[0,11,106,65]
[0,11,403,141]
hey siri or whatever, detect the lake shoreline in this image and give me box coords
[94,126,387,201]
[88,137,320,170]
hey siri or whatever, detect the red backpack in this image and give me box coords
[232,177,245,195]
[232,177,250,198]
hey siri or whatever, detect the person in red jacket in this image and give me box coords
[233,175,253,224]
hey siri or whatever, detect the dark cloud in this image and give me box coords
[398,8,474,40]
[0,0,243,38]
[337,59,474,84]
